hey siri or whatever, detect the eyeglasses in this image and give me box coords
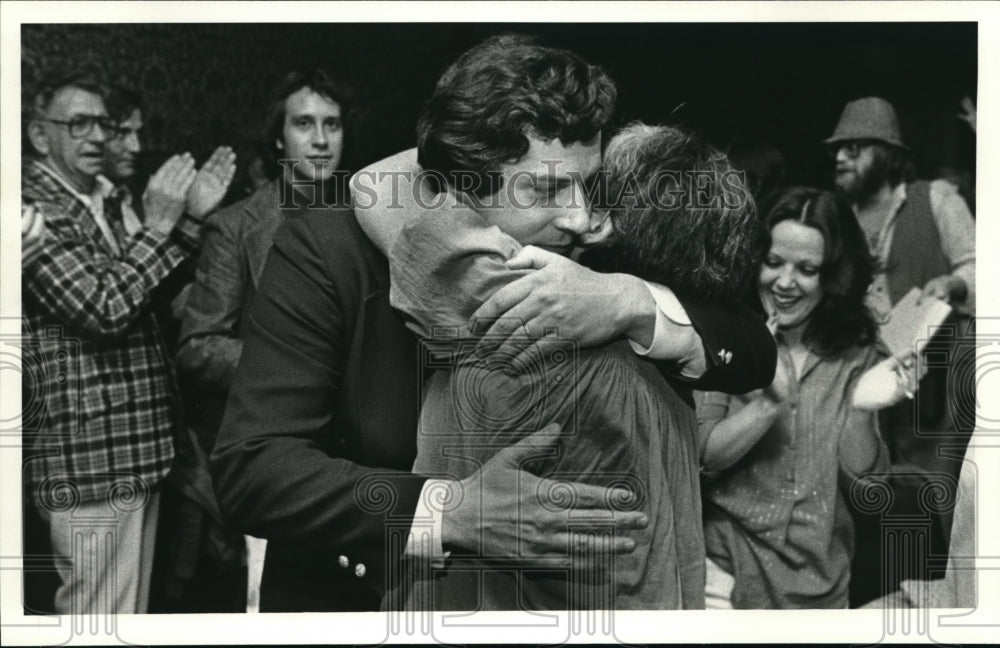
[40,115,117,140]
[829,140,878,160]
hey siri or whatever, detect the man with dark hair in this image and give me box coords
[103,85,144,186]
[356,35,771,610]
[178,68,352,409]
[178,69,355,610]
[21,69,234,614]
[825,96,976,494]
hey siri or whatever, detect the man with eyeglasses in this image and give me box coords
[21,69,236,614]
[825,97,976,531]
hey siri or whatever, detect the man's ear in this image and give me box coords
[275,137,284,151]
[27,121,50,157]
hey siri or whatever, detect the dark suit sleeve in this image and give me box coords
[676,297,777,395]
[211,215,426,574]
[176,207,246,390]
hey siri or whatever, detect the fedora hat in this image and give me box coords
[824,97,908,149]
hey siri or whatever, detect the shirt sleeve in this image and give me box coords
[388,208,529,338]
[23,202,191,340]
[839,345,891,482]
[693,390,737,475]
[404,479,451,566]
[176,209,246,390]
[629,281,705,378]
[929,179,976,313]
[680,298,779,395]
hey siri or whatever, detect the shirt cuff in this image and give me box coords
[629,281,692,357]
[403,479,451,567]
[171,213,204,250]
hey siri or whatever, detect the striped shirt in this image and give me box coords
[21,160,197,504]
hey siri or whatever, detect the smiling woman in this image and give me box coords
[696,187,894,609]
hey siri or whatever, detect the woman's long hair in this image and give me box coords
[759,187,878,356]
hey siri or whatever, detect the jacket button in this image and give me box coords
[355,563,366,578]
[338,555,349,568]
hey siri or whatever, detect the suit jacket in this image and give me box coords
[21,161,192,503]
[178,180,335,444]
[178,180,290,393]
[211,207,425,612]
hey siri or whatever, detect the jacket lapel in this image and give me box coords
[243,181,291,288]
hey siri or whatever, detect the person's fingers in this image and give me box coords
[178,165,197,194]
[895,350,917,369]
[204,147,236,179]
[471,275,540,332]
[535,478,641,512]
[166,154,196,194]
[507,324,571,373]
[504,245,561,271]
[532,531,637,558]
[207,145,230,167]
[219,150,237,185]
[567,531,637,556]
[919,280,947,304]
[150,154,181,187]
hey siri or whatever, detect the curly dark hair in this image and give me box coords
[759,187,878,356]
[105,84,142,124]
[416,33,616,199]
[581,123,759,301]
[260,68,357,176]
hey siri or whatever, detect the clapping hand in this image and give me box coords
[186,146,237,218]
[143,153,197,235]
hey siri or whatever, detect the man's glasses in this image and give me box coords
[41,115,117,140]
[828,140,878,160]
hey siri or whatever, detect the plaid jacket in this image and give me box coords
[22,161,197,504]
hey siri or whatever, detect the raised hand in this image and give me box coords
[852,350,927,410]
[441,423,647,564]
[919,273,967,306]
[143,153,197,235]
[186,146,237,218]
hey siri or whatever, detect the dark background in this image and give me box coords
[22,22,977,195]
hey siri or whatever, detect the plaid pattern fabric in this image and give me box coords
[22,161,196,504]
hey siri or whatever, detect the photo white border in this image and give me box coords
[2,1,998,644]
